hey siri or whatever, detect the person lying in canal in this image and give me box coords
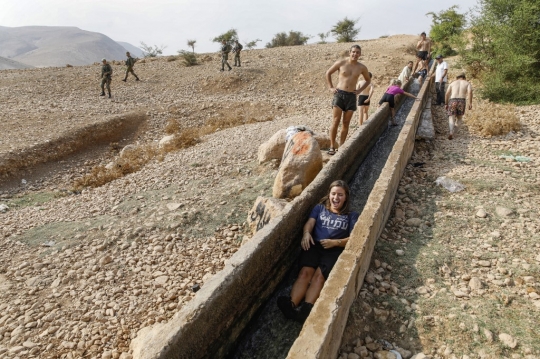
[277,180,359,323]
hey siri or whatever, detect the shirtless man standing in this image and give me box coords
[445,72,473,140]
[413,32,432,74]
[325,45,371,155]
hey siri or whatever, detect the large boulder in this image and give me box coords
[246,196,288,235]
[258,127,330,164]
[273,131,323,199]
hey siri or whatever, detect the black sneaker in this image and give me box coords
[277,296,297,320]
[122,79,127,82]
[100,92,105,96]
[295,302,313,323]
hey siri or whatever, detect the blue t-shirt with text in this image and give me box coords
[309,204,359,242]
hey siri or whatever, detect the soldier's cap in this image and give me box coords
[435,54,443,59]
[457,72,466,79]
[102,58,106,62]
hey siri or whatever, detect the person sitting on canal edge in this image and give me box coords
[277,180,359,323]
[233,40,243,67]
[100,58,113,98]
[123,51,140,82]
[220,40,232,71]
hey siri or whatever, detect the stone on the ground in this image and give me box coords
[119,144,139,158]
[272,131,322,199]
[475,209,487,218]
[258,128,330,164]
[159,134,175,148]
[405,218,422,227]
[499,333,518,349]
[495,206,513,217]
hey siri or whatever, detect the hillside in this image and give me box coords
[0,35,538,359]
[116,41,144,58]
[0,56,34,70]
[0,26,129,67]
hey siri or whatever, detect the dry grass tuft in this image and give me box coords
[73,105,274,189]
[465,100,521,137]
[166,56,178,62]
[73,145,160,189]
[164,119,181,134]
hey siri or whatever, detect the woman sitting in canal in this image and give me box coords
[277,180,359,323]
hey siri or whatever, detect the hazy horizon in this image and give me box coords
[0,0,478,55]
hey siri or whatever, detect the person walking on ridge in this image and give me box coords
[100,58,113,98]
[232,40,243,67]
[445,72,473,140]
[434,54,448,105]
[325,45,371,155]
[122,52,139,82]
[220,40,232,71]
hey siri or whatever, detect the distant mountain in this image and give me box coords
[0,26,128,67]
[116,41,144,58]
[0,56,34,70]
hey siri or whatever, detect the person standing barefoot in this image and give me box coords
[357,72,374,126]
[325,45,371,155]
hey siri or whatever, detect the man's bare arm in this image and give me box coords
[325,60,343,93]
[445,83,452,107]
[355,66,371,95]
[416,40,422,50]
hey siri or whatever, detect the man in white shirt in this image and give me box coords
[398,61,413,84]
[434,55,448,105]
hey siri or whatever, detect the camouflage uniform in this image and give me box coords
[233,42,243,67]
[123,55,139,81]
[221,43,232,71]
[100,62,113,97]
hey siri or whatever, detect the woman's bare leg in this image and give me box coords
[304,268,326,304]
[290,267,315,306]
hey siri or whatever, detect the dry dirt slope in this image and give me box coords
[0,35,419,359]
[1,34,538,359]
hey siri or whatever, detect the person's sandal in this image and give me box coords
[327,148,336,155]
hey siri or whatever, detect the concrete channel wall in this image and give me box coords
[130,84,416,359]
[287,74,435,359]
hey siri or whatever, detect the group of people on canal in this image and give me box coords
[278,33,474,323]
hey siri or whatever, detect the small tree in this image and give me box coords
[212,29,238,45]
[178,50,198,67]
[266,31,310,48]
[187,40,196,53]
[140,42,167,58]
[318,32,330,44]
[245,39,261,50]
[331,18,360,43]
[426,5,466,57]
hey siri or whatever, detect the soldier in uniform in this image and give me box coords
[122,52,139,82]
[232,40,243,67]
[220,40,232,71]
[100,58,113,98]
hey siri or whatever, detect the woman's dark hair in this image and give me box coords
[320,180,351,215]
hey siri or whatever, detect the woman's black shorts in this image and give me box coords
[379,93,396,108]
[299,242,344,280]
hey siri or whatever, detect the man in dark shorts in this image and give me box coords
[445,72,473,139]
[413,32,432,74]
[325,45,371,155]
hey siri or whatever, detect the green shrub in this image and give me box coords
[331,18,361,43]
[179,51,198,67]
[266,31,310,48]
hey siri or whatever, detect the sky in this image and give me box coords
[0,0,479,55]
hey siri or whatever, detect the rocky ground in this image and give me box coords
[1,34,538,359]
[0,36,416,358]
[340,97,540,359]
